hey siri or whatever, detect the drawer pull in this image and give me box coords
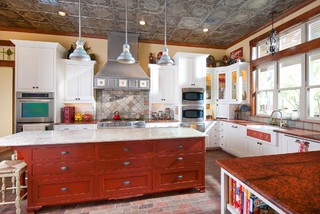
[177,157,183,161]
[61,151,69,155]
[61,187,69,191]
[295,140,301,144]
[177,175,183,179]
[60,166,69,171]
[123,147,130,151]
[123,161,131,166]
[177,145,184,149]
[123,181,130,185]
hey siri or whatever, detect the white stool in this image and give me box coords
[0,160,27,214]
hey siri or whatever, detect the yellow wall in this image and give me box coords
[0,31,226,75]
[0,67,13,137]
[226,0,320,60]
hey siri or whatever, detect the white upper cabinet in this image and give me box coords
[173,52,208,88]
[64,60,96,103]
[149,64,177,104]
[213,62,249,104]
[12,40,66,92]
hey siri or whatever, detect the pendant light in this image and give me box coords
[266,11,279,56]
[158,0,174,66]
[69,0,91,61]
[117,0,135,64]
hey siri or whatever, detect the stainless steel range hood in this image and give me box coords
[94,31,150,90]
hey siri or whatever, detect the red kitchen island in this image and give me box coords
[217,151,320,214]
[0,127,206,213]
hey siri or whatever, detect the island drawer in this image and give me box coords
[99,142,153,157]
[33,176,94,204]
[99,157,152,172]
[155,153,202,169]
[99,171,152,197]
[32,161,95,177]
[156,139,203,153]
[156,168,201,190]
[32,145,95,161]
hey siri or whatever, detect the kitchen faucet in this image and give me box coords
[270,109,284,127]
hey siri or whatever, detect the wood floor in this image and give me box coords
[0,149,234,214]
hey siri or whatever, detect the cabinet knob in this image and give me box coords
[36,86,39,89]
[61,151,69,155]
[123,161,131,166]
[295,140,300,144]
[123,147,130,151]
[177,157,183,161]
[61,187,69,191]
[123,181,130,185]
[177,175,183,179]
[60,166,69,171]
[177,145,184,149]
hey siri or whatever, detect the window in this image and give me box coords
[279,26,303,51]
[256,63,276,116]
[278,55,304,119]
[308,16,320,41]
[257,41,268,58]
[307,51,320,120]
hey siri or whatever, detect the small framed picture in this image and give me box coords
[140,80,148,88]
[119,79,128,87]
[96,78,105,87]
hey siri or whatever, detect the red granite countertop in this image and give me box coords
[216,151,320,214]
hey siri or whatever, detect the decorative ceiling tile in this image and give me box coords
[0,0,308,48]
[178,17,202,29]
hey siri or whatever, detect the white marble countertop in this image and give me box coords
[0,127,206,147]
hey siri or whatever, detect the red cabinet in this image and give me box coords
[14,137,205,213]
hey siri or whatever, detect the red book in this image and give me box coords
[229,178,233,206]
[232,179,236,208]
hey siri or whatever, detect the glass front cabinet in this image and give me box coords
[214,62,249,104]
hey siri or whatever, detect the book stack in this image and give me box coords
[228,177,278,214]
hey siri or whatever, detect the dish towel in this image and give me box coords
[22,124,46,131]
[298,141,309,152]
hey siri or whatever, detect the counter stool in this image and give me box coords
[0,160,27,214]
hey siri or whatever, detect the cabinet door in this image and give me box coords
[159,67,175,103]
[78,65,93,101]
[261,143,279,155]
[54,125,76,130]
[65,64,79,101]
[206,71,213,101]
[36,48,55,91]
[150,66,175,103]
[229,69,238,102]
[246,138,261,157]
[227,123,246,157]
[16,46,37,90]
[216,70,228,102]
[192,58,206,87]
[179,57,194,86]
[77,125,96,130]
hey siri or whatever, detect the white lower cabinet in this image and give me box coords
[205,121,220,149]
[279,134,320,154]
[246,138,279,157]
[226,123,246,157]
[219,121,228,149]
[54,124,97,131]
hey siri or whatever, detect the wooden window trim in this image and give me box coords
[249,5,320,116]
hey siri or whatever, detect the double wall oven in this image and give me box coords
[15,92,54,132]
[181,88,205,132]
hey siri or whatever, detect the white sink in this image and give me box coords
[246,125,283,131]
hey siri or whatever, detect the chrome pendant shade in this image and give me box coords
[266,12,279,56]
[157,0,173,66]
[70,0,90,61]
[117,0,135,64]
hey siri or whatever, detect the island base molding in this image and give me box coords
[13,137,205,213]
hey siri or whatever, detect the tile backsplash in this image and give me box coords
[96,90,149,120]
[248,116,320,131]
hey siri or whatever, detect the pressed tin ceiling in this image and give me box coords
[0,0,310,48]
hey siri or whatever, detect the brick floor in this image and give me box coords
[0,149,234,214]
